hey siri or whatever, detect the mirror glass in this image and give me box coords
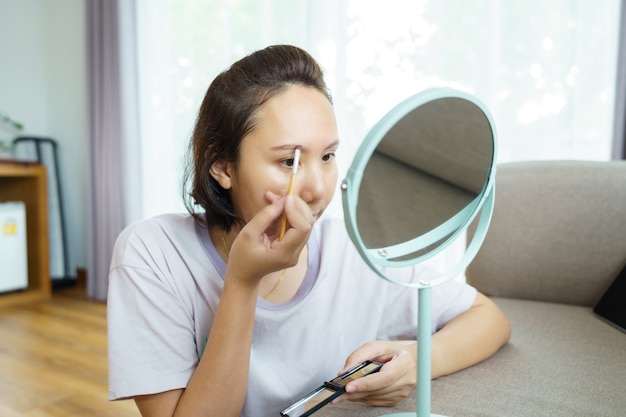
[342,89,496,282]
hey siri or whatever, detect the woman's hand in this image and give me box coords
[334,341,417,406]
[333,292,511,408]
[225,191,314,289]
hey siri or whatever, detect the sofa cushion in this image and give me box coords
[466,160,626,306]
[315,297,626,417]
[430,297,626,417]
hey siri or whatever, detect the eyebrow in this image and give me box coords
[270,140,340,152]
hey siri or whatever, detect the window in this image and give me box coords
[135,0,621,219]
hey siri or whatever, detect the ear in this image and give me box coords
[209,160,234,189]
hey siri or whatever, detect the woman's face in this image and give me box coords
[225,85,339,231]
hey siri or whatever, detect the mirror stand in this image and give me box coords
[382,286,443,417]
[378,188,495,417]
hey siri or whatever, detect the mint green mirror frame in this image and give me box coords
[341,88,497,417]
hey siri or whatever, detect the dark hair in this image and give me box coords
[183,44,332,231]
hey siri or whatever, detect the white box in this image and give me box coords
[0,202,28,293]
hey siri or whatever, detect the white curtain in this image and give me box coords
[86,0,623,297]
[85,0,141,300]
[134,0,622,220]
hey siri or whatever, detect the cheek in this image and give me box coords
[325,165,339,197]
[233,167,287,218]
[328,169,339,194]
[330,166,338,186]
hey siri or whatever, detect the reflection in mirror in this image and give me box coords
[356,97,494,255]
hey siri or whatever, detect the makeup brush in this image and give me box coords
[279,147,301,241]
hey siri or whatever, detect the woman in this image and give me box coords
[107,44,510,417]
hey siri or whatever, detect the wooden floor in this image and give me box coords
[0,286,141,417]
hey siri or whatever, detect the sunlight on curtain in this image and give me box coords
[135,0,621,221]
[135,0,312,219]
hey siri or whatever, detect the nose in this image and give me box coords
[297,162,327,205]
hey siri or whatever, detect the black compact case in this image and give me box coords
[593,261,626,333]
[280,361,383,417]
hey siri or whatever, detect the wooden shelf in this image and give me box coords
[0,161,50,308]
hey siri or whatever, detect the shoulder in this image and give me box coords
[112,213,198,265]
[119,213,195,237]
[117,213,195,241]
[313,215,350,242]
[312,215,364,259]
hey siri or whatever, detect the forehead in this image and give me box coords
[242,85,337,150]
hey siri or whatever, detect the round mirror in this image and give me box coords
[341,88,497,288]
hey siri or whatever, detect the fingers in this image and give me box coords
[339,341,389,374]
[339,363,415,406]
[245,195,285,236]
[335,342,417,407]
[281,194,314,239]
[263,191,314,248]
[230,192,313,274]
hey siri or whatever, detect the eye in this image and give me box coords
[322,152,336,162]
[281,157,296,168]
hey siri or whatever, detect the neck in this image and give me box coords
[210,226,237,262]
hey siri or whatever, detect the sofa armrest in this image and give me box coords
[466,160,626,306]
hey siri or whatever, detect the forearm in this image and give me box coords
[430,292,511,379]
[174,279,259,417]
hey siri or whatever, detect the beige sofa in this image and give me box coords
[318,160,626,417]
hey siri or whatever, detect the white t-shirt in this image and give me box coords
[107,213,476,417]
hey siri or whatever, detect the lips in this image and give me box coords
[311,208,325,220]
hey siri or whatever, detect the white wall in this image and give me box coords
[0,0,87,275]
